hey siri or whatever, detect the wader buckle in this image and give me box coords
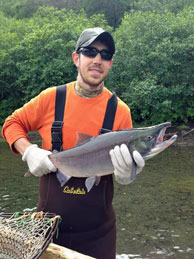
[51,121,63,151]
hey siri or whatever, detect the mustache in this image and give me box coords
[89,65,103,72]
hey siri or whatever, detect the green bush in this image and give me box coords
[0,7,112,123]
[133,0,194,14]
[109,6,194,124]
[0,2,194,126]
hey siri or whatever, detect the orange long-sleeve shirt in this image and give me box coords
[2,81,132,152]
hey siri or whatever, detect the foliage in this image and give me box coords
[0,11,32,123]
[0,0,137,28]
[0,0,52,18]
[0,0,194,125]
[80,0,137,28]
[108,6,194,124]
[0,7,111,123]
[1,0,192,28]
[133,0,194,13]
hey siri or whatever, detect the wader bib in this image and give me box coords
[37,85,118,258]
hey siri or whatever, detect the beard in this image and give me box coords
[78,68,107,89]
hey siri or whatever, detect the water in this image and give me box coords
[0,140,194,258]
[0,141,39,213]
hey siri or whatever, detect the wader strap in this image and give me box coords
[51,85,66,151]
[100,91,118,134]
[51,87,117,151]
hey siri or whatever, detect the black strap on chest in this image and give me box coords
[51,85,118,151]
[99,91,117,134]
[51,85,66,151]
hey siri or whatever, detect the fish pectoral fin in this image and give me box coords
[56,170,71,187]
[85,177,97,192]
[95,176,101,186]
[130,162,137,182]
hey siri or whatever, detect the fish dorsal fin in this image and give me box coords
[52,149,59,154]
[76,132,93,145]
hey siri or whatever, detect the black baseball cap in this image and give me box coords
[75,27,115,55]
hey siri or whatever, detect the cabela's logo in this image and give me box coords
[63,186,86,195]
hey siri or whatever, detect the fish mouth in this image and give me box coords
[144,126,177,160]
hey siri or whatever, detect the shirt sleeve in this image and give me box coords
[1,88,55,153]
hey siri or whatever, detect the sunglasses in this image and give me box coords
[77,47,113,61]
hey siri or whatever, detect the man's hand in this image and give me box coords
[109,144,145,184]
[22,144,57,177]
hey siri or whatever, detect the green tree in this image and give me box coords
[0,7,112,123]
[133,0,193,13]
[0,0,137,27]
[1,0,193,125]
[109,6,194,124]
[0,0,52,18]
[81,0,136,28]
[0,11,34,123]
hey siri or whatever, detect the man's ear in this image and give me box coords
[72,52,79,67]
[110,59,113,67]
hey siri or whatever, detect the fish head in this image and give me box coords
[127,122,177,160]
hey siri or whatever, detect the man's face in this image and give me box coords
[72,41,113,90]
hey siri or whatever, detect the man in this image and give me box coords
[2,28,145,258]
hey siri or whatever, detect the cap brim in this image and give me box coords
[76,31,115,54]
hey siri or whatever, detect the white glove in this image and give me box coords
[109,144,145,185]
[22,144,57,177]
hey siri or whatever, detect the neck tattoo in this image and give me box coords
[75,82,103,98]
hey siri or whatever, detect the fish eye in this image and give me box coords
[147,135,153,140]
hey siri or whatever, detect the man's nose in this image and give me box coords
[93,53,102,63]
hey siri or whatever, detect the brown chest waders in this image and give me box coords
[37,85,118,259]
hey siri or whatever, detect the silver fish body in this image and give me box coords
[49,122,177,180]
